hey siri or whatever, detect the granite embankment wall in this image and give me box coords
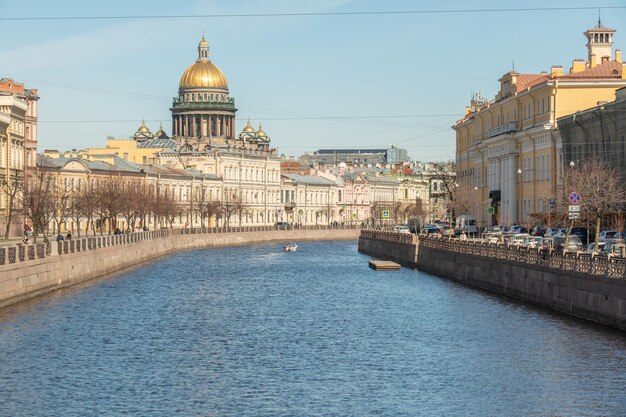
[357,230,418,267]
[0,228,359,309]
[358,231,626,331]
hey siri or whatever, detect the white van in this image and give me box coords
[455,215,478,235]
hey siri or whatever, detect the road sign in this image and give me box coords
[487,206,495,215]
[568,205,581,212]
[382,209,390,218]
[568,192,581,204]
[568,212,581,220]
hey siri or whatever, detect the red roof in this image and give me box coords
[560,60,622,79]
[515,73,549,91]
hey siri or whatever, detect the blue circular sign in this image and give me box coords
[568,192,581,204]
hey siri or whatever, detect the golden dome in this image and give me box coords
[179,35,228,89]
[242,118,255,133]
[179,62,228,89]
[257,124,268,138]
[137,120,151,133]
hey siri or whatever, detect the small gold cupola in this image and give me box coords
[242,118,255,133]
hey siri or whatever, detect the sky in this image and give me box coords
[2,0,626,162]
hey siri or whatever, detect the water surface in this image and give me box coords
[1,241,625,416]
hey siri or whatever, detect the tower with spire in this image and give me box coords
[584,16,616,67]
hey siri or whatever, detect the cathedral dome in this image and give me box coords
[242,118,255,133]
[136,120,151,134]
[179,36,228,89]
[179,62,228,89]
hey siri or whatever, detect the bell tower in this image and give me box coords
[584,18,616,67]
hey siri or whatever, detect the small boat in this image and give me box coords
[283,242,298,252]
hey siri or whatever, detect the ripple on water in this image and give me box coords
[0,240,625,417]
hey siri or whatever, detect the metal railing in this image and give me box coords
[418,235,626,279]
[360,229,416,245]
[0,224,361,267]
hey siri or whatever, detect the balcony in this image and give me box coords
[284,201,296,211]
[488,122,518,138]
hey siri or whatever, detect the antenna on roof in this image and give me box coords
[512,59,516,71]
[598,8,602,27]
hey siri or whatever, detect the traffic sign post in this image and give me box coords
[568,204,581,219]
[568,192,581,205]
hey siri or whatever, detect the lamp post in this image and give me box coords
[473,185,479,236]
[517,167,523,226]
[564,160,575,251]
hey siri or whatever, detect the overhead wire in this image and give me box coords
[1,6,625,21]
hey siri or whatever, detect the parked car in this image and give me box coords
[393,225,411,234]
[275,221,291,230]
[526,236,545,249]
[553,235,583,252]
[603,239,626,256]
[599,230,620,242]
[530,225,547,237]
[544,227,563,238]
[484,232,502,244]
[569,227,588,245]
[586,242,606,254]
[421,225,441,235]
[509,233,531,246]
[407,219,420,233]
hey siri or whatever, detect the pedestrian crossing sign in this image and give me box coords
[487,206,495,214]
[382,210,390,218]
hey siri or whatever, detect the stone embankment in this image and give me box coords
[358,230,626,331]
[0,226,360,309]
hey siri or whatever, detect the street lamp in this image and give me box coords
[517,168,523,225]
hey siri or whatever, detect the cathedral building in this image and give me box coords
[156,36,283,226]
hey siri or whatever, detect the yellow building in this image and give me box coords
[77,121,174,165]
[454,21,626,227]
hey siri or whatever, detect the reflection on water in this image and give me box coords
[1,241,625,417]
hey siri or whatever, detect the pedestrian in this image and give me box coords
[114,228,122,235]
[66,232,72,241]
[56,233,64,242]
[24,224,32,238]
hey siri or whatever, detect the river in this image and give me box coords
[1,240,625,416]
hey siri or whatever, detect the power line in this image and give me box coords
[2,6,625,21]
[36,114,458,124]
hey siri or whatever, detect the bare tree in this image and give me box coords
[193,186,211,228]
[75,184,100,237]
[431,160,457,206]
[158,193,183,229]
[207,200,222,228]
[611,211,625,236]
[118,180,144,232]
[1,170,23,239]
[135,184,154,231]
[405,198,425,229]
[21,169,54,243]
[97,175,124,233]
[231,192,249,226]
[49,176,72,235]
[565,158,626,246]
[220,191,237,227]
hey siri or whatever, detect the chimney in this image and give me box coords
[571,59,586,74]
[622,62,626,80]
[590,53,597,68]
[616,49,622,62]
[550,65,564,78]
